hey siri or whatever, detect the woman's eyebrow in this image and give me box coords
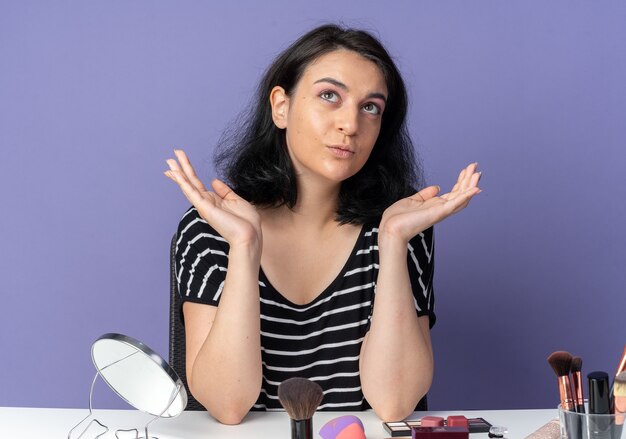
[314,77,348,90]
[313,77,387,103]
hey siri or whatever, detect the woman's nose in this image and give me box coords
[336,106,359,136]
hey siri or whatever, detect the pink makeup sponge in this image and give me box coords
[319,415,365,439]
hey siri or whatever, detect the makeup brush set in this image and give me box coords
[547,346,626,439]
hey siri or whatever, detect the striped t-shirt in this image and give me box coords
[175,207,435,411]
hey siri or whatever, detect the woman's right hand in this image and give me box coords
[165,149,262,251]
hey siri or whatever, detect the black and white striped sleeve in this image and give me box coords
[406,226,436,328]
[174,207,230,307]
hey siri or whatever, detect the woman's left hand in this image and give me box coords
[379,162,481,244]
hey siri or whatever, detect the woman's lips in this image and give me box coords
[327,145,355,158]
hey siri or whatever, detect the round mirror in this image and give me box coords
[91,333,187,417]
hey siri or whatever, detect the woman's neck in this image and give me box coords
[262,178,342,232]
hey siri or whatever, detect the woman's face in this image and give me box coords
[271,49,388,185]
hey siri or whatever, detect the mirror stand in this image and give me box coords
[68,370,184,439]
[68,333,187,439]
[67,371,109,439]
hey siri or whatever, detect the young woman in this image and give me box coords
[165,24,481,424]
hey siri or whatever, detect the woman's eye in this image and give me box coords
[320,91,339,103]
[362,103,381,115]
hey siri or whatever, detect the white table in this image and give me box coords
[0,406,557,439]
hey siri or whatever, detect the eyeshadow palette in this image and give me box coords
[383,417,492,436]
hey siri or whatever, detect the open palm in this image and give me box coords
[380,163,481,242]
[165,150,262,247]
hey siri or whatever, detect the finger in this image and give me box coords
[211,178,241,200]
[440,172,469,199]
[440,181,479,201]
[166,158,182,172]
[455,168,466,188]
[166,169,208,208]
[468,170,481,189]
[174,149,208,192]
[459,162,477,191]
[164,170,177,182]
[167,159,198,192]
[412,185,440,201]
[447,186,480,214]
[451,165,471,193]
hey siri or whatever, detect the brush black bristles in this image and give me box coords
[570,356,585,414]
[547,351,573,377]
[278,377,324,421]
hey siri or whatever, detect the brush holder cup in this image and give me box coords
[558,403,625,439]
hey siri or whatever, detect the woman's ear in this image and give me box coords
[269,86,289,129]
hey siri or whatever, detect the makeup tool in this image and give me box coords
[610,346,626,397]
[588,371,611,439]
[547,351,579,438]
[616,346,626,378]
[382,417,492,436]
[421,417,445,427]
[410,426,468,438]
[571,356,585,414]
[278,377,323,439]
[610,368,626,439]
[319,415,365,439]
[547,351,576,412]
[614,372,626,426]
[447,416,469,429]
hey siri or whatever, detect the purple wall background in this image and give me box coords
[1,1,625,411]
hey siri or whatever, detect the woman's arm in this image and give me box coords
[183,241,262,424]
[166,150,263,424]
[359,235,433,421]
[360,163,481,421]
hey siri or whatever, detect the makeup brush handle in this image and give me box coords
[291,418,313,439]
[558,376,576,411]
[573,371,585,413]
